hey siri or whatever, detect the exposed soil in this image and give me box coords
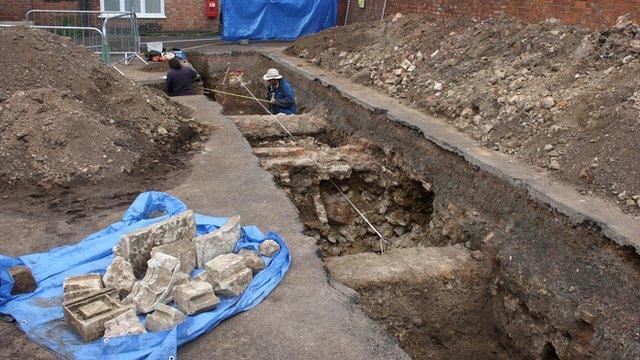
[189,52,305,116]
[0,27,209,193]
[189,52,640,359]
[249,133,434,256]
[140,61,170,72]
[0,27,211,257]
[232,110,512,359]
[287,13,640,215]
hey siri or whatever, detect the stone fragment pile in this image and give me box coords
[62,211,281,342]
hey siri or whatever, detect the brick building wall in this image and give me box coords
[0,0,90,22]
[340,0,640,30]
[0,0,218,32]
[161,0,217,33]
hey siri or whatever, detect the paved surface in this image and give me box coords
[171,96,407,359]
[253,48,640,254]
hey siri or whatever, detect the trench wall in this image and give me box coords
[193,51,640,358]
[250,52,640,359]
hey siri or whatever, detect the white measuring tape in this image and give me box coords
[232,74,389,253]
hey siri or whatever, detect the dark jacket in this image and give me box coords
[166,66,198,97]
[266,78,298,115]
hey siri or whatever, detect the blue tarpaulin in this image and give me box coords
[0,191,291,359]
[221,0,337,41]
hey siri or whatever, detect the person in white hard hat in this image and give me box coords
[263,68,298,115]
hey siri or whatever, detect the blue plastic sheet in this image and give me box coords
[221,0,337,41]
[0,191,291,359]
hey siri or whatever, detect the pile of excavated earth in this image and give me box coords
[288,13,640,214]
[27,210,282,341]
[0,27,208,192]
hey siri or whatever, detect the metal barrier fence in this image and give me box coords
[23,10,146,68]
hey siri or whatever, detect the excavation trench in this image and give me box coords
[190,52,640,360]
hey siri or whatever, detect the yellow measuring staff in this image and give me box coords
[203,88,272,103]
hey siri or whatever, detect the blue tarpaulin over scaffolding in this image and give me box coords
[0,191,291,359]
[221,0,337,41]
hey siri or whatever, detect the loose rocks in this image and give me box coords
[172,281,220,315]
[204,254,253,297]
[63,288,134,342]
[259,240,281,257]
[119,210,196,278]
[151,239,196,275]
[194,215,242,268]
[63,274,104,302]
[123,253,182,314]
[103,309,147,339]
[102,256,136,299]
[8,266,36,295]
[146,304,186,332]
[238,249,266,274]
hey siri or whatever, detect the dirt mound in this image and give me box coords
[288,14,640,213]
[0,27,208,190]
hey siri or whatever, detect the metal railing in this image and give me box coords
[23,9,146,68]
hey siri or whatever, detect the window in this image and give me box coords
[100,0,165,18]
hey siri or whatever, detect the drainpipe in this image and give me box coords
[381,0,388,20]
[344,0,351,26]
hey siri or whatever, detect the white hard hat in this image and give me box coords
[263,68,283,81]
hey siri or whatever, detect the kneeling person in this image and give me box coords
[166,57,199,97]
[264,68,298,115]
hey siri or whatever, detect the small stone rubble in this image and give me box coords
[259,240,280,257]
[8,266,36,295]
[62,212,260,341]
[288,14,640,214]
[238,249,266,274]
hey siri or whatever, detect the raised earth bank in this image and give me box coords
[287,14,640,216]
[194,52,640,359]
[0,27,210,245]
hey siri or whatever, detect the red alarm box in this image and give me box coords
[205,0,218,18]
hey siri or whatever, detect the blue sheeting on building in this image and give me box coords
[222,0,337,41]
[0,192,291,359]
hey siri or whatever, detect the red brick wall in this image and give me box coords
[339,0,640,30]
[161,0,217,32]
[0,0,89,22]
[0,0,218,32]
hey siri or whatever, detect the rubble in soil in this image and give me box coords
[189,53,274,115]
[0,27,209,191]
[287,13,640,214]
[232,114,433,256]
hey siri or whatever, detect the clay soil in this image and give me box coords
[189,53,278,116]
[0,27,209,253]
[287,14,640,215]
